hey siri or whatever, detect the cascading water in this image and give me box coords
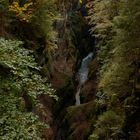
[75,52,93,105]
[75,86,81,105]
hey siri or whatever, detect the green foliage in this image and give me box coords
[89,111,124,140]
[87,0,120,74]
[5,0,58,66]
[87,0,119,38]
[0,38,57,100]
[0,0,9,12]
[88,0,140,139]
[0,90,45,140]
[31,0,57,51]
[0,38,57,139]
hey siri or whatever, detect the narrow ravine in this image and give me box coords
[51,1,96,139]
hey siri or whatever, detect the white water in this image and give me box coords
[79,52,93,85]
[75,86,81,105]
[75,52,93,105]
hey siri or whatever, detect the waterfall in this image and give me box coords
[75,52,93,105]
[79,52,93,85]
[75,86,81,105]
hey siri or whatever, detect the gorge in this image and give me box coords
[0,0,140,140]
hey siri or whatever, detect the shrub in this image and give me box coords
[0,38,57,139]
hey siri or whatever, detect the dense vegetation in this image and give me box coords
[0,0,140,140]
[87,0,140,139]
[0,0,57,139]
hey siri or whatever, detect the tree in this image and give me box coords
[87,0,140,139]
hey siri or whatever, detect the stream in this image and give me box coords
[75,52,93,105]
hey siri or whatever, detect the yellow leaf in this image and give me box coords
[79,0,82,4]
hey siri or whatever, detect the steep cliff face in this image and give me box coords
[49,29,76,89]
